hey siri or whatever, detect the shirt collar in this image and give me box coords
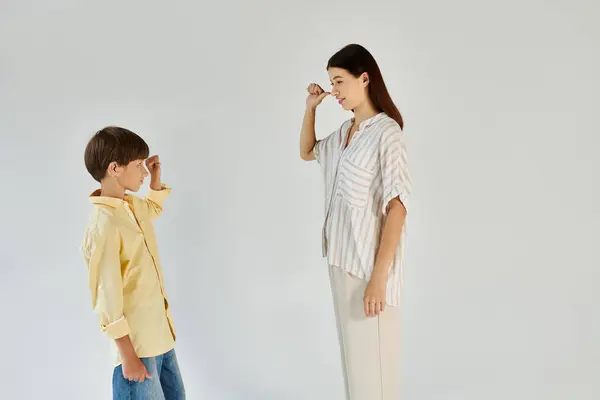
[352,112,386,130]
[89,189,131,208]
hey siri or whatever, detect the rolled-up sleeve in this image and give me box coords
[143,184,172,220]
[379,128,411,215]
[87,223,129,340]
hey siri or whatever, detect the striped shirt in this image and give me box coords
[314,112,411,307]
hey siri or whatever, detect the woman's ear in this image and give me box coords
[361,72,370,87]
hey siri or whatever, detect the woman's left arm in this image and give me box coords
[364,126,411,317]
[364,199,406,317]
[374,199,407,277]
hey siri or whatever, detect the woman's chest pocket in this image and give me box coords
[336,158,376,208]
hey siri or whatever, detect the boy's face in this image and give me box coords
[115,159,149,192]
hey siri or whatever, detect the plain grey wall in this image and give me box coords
[1,0,599,399]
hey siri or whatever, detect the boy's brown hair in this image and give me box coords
[84,126,150,182]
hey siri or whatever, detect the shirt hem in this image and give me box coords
[112,342,176,368]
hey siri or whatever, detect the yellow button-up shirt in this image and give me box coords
[81,186,176,366]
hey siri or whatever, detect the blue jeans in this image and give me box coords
[112,349,185,400]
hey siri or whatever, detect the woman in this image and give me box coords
[299,44,410,400]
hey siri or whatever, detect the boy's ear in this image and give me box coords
[106,161,122,178]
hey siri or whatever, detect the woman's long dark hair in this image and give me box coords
[327,44,404,130]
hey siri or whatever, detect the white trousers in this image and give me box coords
[328,265,401,400]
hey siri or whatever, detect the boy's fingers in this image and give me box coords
[146,155,159,165]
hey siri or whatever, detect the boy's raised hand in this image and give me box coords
[145,155,162,190]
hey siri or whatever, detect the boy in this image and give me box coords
[81,126,185,399]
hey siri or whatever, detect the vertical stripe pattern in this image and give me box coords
[314,112,411,307]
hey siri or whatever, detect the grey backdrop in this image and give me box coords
[1,0,599,399]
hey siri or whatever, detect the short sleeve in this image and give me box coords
[313,139,322,163]
[379,127,411,215]
[314,123,345,165]
[314,134,334,165]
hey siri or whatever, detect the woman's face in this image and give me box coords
[328,67,368,111]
